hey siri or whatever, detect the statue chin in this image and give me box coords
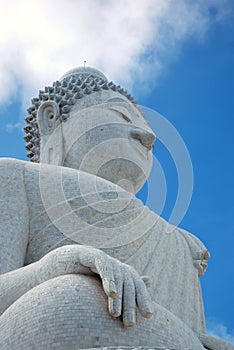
[0,275,204,350]
[96,158,152,194]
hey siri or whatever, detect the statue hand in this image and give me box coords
[103,259,154,327]
[38,245,153,326]
[89,250,154,326]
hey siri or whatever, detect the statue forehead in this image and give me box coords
[69,89,132,114]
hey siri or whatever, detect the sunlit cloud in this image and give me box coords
[0,0,233,107]
[207,318,234,345]
[5,122,22,133]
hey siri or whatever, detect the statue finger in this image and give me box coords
[122,270,136,327]
[108,262,123,317]
[94,255,117,298]
[141,275,151,288]
[135,277,154,318]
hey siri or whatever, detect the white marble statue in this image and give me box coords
[0,67,233,350]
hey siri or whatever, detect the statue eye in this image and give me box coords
[107,103,133,123]
[119,112,132,123]
[110,110,132,123]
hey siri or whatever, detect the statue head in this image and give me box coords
[24,67,156,193]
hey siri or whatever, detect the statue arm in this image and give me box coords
[0,261,41,315]
[0,245,153,326]
[0,158,32,314]
[0,159,30,274]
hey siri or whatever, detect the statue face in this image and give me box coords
[49,90,155,193]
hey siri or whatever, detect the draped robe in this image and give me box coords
[23,162,209,334]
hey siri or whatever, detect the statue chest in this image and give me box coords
[25,205,76,264]
[23,163,145,264]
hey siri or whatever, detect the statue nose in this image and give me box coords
[129,127,156,150]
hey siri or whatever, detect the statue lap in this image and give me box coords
[0,274,205,350]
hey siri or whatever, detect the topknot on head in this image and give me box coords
[59,66,108,82]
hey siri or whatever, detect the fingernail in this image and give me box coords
[143,310,153,318]
[109,297,121,317]
[110,307,121,317]
[123,310,136,327]
[111,310,121,317]
[145,304,155,317]
[142,275,151,287]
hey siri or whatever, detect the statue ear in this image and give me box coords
[38,101,64,166]
[38,100,60,135]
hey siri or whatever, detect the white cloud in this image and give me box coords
[207,318,234,345]
[5,122,22,133]
[0,0,233,106]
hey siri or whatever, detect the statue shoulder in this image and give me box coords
[0,158,27,186]
[23,162,136,198]
[0,157,27,171]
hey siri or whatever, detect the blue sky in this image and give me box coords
[137,15,234,341]
[0,0,233,344]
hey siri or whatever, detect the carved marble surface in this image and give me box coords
[0,67,233,350]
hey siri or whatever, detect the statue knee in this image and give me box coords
[0,274,205,350]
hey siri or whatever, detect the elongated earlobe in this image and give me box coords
[38,101,60,135]
[37,101,64,165]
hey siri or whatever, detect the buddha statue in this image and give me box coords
[0,67,233,350]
